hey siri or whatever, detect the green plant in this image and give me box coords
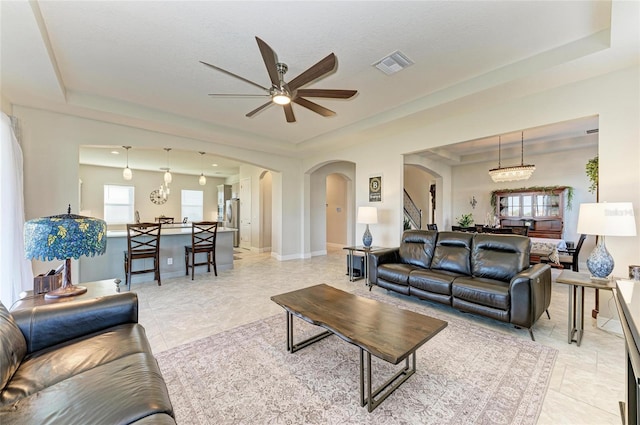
[456,213,474,227]
[403,217,411,230]
[586,156,598,194]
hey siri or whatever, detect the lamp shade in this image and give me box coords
[357,207,378,224]
[24,212,107,261]
[576,202,636,237]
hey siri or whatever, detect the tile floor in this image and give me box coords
[131,247,625,424]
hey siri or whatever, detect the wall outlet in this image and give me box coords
[167,258,173,265]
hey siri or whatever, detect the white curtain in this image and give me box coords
[0,112,33,306]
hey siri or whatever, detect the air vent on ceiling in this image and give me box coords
[586,128,599,134]
[373,50,414,75]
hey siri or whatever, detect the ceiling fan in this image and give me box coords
[201,37,357,123]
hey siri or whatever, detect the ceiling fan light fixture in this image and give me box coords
[272,89,291,105]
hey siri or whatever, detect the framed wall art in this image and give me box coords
[369,175,382,202]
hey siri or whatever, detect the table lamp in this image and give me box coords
[576,202,636,281]
[24,205,107,298]
[357,206,378,248]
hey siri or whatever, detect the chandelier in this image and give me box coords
[488,132,536,183]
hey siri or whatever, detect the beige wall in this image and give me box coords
[404,165,436,229]
[303,66,640,281]
[326,173,348,245]
[79,164,226,228]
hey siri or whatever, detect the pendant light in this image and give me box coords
[122,146,132,180]
[198,152,207,186]
[488,132,536,183]
[163,148,172,184]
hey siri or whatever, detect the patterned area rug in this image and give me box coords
[156,289,557,424]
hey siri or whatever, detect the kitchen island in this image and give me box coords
[79,224,237,285]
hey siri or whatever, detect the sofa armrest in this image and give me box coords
[10,292,139,353]
[368,248,400,283]
[509,263,552,328]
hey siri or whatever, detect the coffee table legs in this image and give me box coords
[360,349,416,412]
[284,311,418,412]
[285,311,332,353]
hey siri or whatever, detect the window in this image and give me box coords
[104,185,135,224]
[182,190,203,222]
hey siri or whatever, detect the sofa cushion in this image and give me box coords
[430,231,473,275]
[377,263,414,286]
[0,323,151,405]
[409,269,463,296]
[0,352,174,425]
[471,234,530,282]
[399,230,437,269]
[0,303,26,394]
[452,277,511,310]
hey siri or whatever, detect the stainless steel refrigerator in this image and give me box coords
[225,198,240,247]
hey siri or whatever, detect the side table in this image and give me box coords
[555,270,615,346]
[343,246,386,283]
[11,279,121,311]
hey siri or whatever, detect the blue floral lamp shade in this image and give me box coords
[576,202,636,281]
[24,205,107,298]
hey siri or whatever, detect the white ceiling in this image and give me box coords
[2,1,635,176]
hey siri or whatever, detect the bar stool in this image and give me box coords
[124,223,162,290]
[185,221,218,280]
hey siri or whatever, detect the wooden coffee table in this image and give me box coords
[271,284,447,412]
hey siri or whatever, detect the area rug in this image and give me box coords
[156,289,557,425]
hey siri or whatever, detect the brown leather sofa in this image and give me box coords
[369,230,552,339]
[0,292,175,424]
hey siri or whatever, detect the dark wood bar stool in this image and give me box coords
[185,221,218,280]
[124,223,162,290]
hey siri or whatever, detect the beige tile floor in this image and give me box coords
[131,247,625,424]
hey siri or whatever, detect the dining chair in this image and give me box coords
[124,223,162,290]
[156,217,174,224]
[558,234,587,272]
[426,224,438,231]
[184,221,218,280]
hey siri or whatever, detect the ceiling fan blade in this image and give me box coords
[208,93,270,98]
[296,89,357,99]
[287,53,337,92]
[200,61,270,92]
[293,97,336,117]
[246,101,273,118]
[283,103,296,123]
[255,37,280,87]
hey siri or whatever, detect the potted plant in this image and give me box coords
[456,213,474,227]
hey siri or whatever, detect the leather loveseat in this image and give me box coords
[369,230,552,339]
[0,292,176,424]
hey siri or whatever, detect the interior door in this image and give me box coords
[240,178,251,249]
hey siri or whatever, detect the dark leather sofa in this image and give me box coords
[369,230,552,339]
[0,292,176,424]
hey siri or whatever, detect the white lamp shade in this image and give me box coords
[164,170,172,184]
[199,174,206,186]
[357,207,378,224]
[123,167,132,180]
[577,202,636,236]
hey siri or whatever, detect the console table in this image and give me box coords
[343,246,385,283]
[12,279,120,310]
[614,279,640,425]
[555,270,614,346]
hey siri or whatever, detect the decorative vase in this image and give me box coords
[362,224,372,248]
[586,237,614,280]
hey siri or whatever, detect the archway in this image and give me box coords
[308,161,355,256]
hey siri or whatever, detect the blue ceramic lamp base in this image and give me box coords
[586,238,614,281]
[362,225,372,248]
